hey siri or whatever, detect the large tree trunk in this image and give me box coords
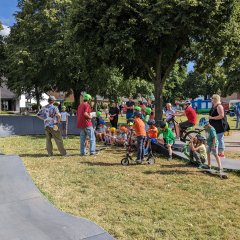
[154,76,164,120]
[72,89,81,109]
[35,87,41,110]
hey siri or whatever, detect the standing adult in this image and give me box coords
[37,96,67,156]
[209,94,227,157]
[234,103,240,129]
[125,96,135,121]
[77,94,96,156]
[109,102,120,128]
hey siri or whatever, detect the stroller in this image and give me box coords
[121,128,155,166]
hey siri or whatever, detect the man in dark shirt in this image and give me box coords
[125,96,135,120]
[109,102,120,128]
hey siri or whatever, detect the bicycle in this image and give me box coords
[165,116,204,142]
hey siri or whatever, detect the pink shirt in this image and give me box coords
[77,102,92,128]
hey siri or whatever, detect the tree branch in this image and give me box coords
[144,63,155,81]
[162,45,183,83]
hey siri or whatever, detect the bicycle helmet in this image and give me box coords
[83,94,92,101]
[99,120,105,125]
[196,134,206,142]
[96,111,102,117]
[199,117,209,127]
[158,120,168,129]
[120,126,128,133]
[133,111,142,118]
[109,127,116,133]
[134,106,141,111]
[144,107,152,115]
[147,119,156,125]
[184,100,192,105]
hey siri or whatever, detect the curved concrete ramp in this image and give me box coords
[0,155,114,240]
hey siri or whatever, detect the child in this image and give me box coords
[144,120,158,155]
[157,121,175,160]
[95,120,107,142]
[60,106,69,139]
[133,111,147,164]
[115,126,128,145]
[95,111,102,131]
[144,107,152,131]
[189,135,207,167]
[199,117,223,171]
[107,127,117,145]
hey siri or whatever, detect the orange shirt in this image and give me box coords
[134,118,146,136]
[148,126,158,138]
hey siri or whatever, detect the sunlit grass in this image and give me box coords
[0,136,240,239]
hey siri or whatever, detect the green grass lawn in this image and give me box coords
[0,135,240,240]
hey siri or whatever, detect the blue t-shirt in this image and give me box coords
[205,126,218,147]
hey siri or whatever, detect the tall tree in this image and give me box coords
[6,0,70,108]
[70,0,238,119]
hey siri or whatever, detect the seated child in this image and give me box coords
[144,120,158,155]
[115,126,128,146]
[189,135,207,167]
[106,127,117,145]
[95,120,107,142]
[95,111,102,131]
[157,121,175,160]
[199,117,223,171]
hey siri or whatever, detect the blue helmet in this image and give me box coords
[199,117,209,127]
[99,120,105,125]
[147,120,155,125]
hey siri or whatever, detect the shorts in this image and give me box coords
[164,139,174,145]
[207,145,218,156]
[179,121,195,130]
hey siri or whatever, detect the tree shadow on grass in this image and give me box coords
[143,169,197,175]
[20,153,49,158]
[160,163,195,169]
[79,161,126,167]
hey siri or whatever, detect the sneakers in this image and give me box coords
[135,159,143,164]
[167,155,172,161]
[198,164,211,170]
[90,152,99,156]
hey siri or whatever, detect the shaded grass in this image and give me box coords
[0,136,240,239]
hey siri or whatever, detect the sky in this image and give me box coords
[0,0,18,36]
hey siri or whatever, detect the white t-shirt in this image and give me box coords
[61,111,69,122]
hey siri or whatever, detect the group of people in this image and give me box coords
[36,94,229,172]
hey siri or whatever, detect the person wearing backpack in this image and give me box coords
[209,94,228,158]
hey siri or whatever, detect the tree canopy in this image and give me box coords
[70,0,239,118]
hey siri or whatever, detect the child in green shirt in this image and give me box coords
[157,121,175,160]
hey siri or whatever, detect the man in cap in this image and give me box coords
[174,100,197,139]
[77,93,96,155]
[37,96,67,156]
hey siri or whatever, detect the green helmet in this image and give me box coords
[83,94,92,101]
[96,111,102,117]
[144,107,151,115]
[134,106,141,111]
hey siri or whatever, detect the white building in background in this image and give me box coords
[0,82,49,112]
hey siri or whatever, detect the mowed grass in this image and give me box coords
[1,136,240,239]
